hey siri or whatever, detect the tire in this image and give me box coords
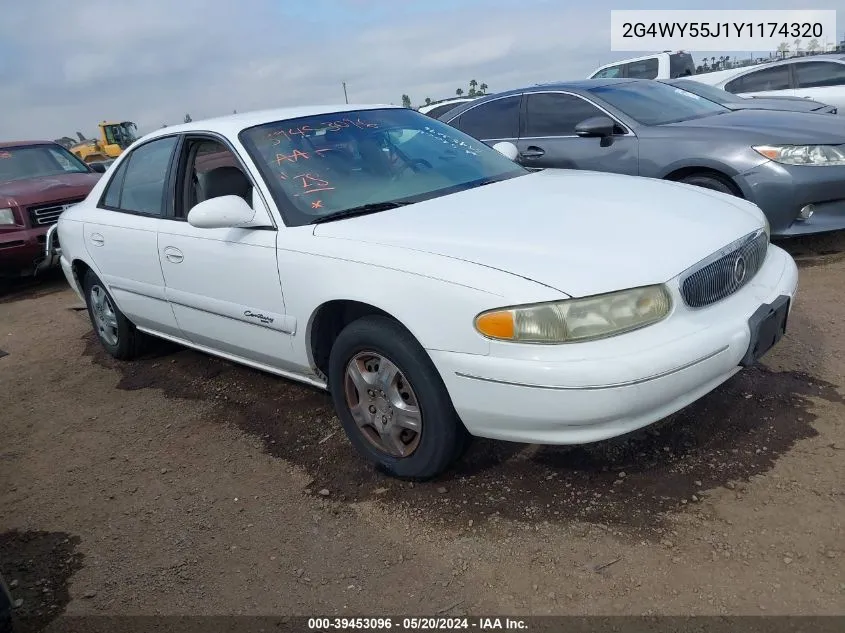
[328,315,469,480]
[678,173,737,196]
[82,270,147,360]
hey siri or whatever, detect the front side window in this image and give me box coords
[0,144,90,182]
[240,108,527,227]
[794,61,845,88]
[455,96,520,140]
[726,66,791,93]
[523,93,607,137]
[178,138,252,218]
[101,136,177,215]
[588,81,728,125]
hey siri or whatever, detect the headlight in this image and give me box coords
[474,285,672,344]
[753,144,845,166]
[762,214,770,239]
[0,208,16,225]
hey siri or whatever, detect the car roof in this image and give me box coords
[438,79,638,120]
[0,140,58,149]
[141,104,401,142]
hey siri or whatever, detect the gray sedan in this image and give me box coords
[439,79,845,237]
[662,78,838,115]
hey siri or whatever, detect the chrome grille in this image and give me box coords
[27,198,84,226]
[680,229,768,308]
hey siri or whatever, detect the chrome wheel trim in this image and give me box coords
[343,351,422,458]
[90,284,119,347]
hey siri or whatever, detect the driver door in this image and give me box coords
[158,135,298,372]
[515,91,639,175]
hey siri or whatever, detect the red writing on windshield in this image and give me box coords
[276,150,310,164]
[265,118,381,143]
[0,151,11,159]
[293,173,334,195]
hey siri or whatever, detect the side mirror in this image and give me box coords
[574,116,616,138]
[89,162,107,173]
[492,141,519,161]
[187,195,270,229]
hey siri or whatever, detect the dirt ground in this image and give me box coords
[1,233,844,627]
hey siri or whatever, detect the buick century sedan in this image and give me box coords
[55,105,798,479]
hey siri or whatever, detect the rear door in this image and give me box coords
[792,60,845,109]
[515,91,639,175]
[83,135,182,336]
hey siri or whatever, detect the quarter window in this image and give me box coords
[524,93,606,137]
[456,96,520,140]
[725,66,791,93]
[592,65,623,78]
[102,136,177,215]
[794,61,845,88]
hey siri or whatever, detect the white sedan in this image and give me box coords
[54,104,798,479]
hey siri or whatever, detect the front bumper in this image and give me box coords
[430,244,799,445]
[0,224,59,276]
[736,161,845,236]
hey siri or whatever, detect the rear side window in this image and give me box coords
[101,136,177,215]
[456,96,520,140]
[426,103,463,119]
[592,65,623,79]
[726,66,791,93]
[524,93,606,137]
[624,58,659,79]
[794,61,845,88]
[669,53,695,77]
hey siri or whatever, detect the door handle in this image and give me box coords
[520,146,545,159]
[163,246,184,264]
[90,233,105,247]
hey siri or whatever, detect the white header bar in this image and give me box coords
[610,10,838,52]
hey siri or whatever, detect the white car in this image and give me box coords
[418,97,478,119]
[53,105,799,479]
[687,54,845,111]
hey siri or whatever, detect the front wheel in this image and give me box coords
[328,316,469,480]
[678,173,737,196]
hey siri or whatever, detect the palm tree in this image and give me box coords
[793,38,802,55]
[424,97,432,105]
[479,83,488,95]
[777,41,790,58]
[806,38,819,54]
[469,79,478,97]
[724,55,731,68]
[456,88,464,97]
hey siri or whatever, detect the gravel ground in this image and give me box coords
[1,235,844,627]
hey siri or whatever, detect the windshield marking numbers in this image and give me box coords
[311,200,323,209]
[293,173,334,196]
[0,152,11,159]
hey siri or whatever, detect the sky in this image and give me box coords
[0,0,841,140]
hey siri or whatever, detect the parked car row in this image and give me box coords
[437,78,845,237]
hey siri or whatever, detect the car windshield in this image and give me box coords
[665,79,744,105]
[239,108,527,226]
[0,144,90,182]
[588,81,730,125]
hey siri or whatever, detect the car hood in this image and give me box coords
[664,109,845,143]
[312,169,764,298]
[0,172,101,206]
[727,98,831,113]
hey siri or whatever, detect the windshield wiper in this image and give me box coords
[310,201,413,224]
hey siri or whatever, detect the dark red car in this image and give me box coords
[0,141,105,278]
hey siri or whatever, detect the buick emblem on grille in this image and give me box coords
[733,255,747,284]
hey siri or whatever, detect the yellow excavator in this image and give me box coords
[70,121,139,163]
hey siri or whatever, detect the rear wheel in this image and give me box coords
[328,315,469,480]
[82,270,147,360]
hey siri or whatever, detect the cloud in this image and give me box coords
[0,0,840,140]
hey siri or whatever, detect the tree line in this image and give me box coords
[401,79,489,109]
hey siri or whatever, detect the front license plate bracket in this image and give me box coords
[739,294,790,367]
